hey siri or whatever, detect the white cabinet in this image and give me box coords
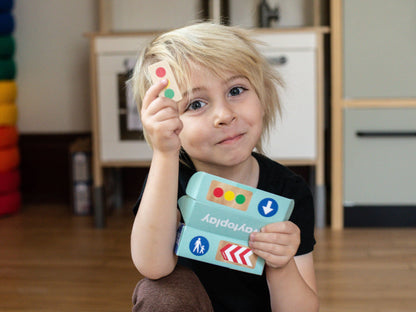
[256,33,317,161]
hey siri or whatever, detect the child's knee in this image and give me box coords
[132,265,213,312]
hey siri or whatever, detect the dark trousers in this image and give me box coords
[132,265,214,312]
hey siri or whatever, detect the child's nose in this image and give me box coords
[213,102,236,127]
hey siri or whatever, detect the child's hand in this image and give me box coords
[249,221,300,269]
[141,80,183,154]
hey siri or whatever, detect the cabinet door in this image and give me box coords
[343,0,416,98]
[257,36,317,160]
[344,108,416,205]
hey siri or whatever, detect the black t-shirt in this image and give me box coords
[133,152,315,312]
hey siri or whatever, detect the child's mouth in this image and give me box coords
[217,133,244,145]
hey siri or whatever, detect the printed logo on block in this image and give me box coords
[189,236,209,256]
[215,240,257,269]
[257,198,278,217]
[207,181,252,211]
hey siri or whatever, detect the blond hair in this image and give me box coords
[131,22,283,154]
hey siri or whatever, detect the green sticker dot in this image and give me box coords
[235,194,246,204]
[164,88,175,99]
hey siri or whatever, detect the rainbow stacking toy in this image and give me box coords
[175,172,294,275]
[0,0,20,217]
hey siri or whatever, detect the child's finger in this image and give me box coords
[249,236,298,269]
[261,221,299,235]
[254,249,292,269]
[250,231,292,246]
[142,79,169,110]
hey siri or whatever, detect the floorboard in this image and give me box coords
[1,204,415,311]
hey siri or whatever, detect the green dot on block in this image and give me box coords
[164,88,175,99]
[235,194,246,204]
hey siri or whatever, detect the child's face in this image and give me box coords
[177,64,264,171]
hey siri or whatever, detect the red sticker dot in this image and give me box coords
[155,67,166,78]
[213,187,224,198]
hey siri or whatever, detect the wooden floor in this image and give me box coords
[1,204,415,312]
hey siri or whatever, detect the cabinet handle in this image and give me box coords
[266,56,288,66]
[356,131,416,137]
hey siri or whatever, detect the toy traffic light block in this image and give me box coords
[175,172,294,275]
[185,172,294,222]
[175,224,265,275]
[149,60,182,101]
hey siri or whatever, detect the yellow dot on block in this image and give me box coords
[224,191,235,201]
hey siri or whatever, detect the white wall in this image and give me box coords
[15,0,98,133]
[111,0,200,31]
[14,0,312,133]
[110,0,313,30]
[229,0,313,28]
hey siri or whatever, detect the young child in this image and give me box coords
[130,22,318,312]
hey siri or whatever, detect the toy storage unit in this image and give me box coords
[343,108,416,226]
[331,0,416,228]
[87,28,328,227]
[0,0,20,217]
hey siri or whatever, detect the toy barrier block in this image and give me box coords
[185,172,294,222]
[175,224,265,275]
[175,172,294,275]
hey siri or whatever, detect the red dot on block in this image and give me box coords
[213,187,224,198]
[155,67,166,78]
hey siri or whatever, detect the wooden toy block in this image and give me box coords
[175,224,265,275]
[185,172,294,221]
[175,172,294,275]
[148,60,182,101]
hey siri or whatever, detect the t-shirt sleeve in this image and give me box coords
[132,174,147,215]
[284,175,316,255]
[132,161,195,216]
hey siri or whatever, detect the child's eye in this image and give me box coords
[186,100,207,111]
[228,86,247,97]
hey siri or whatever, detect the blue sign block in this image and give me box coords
[175,224,265,275]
